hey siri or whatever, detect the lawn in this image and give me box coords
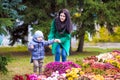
[0,46,120,80]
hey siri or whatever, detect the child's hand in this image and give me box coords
[30,45,34,49]
[54,39,61,43]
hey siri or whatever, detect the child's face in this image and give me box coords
[37,37,43,42]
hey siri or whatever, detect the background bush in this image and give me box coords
[0,56,9,74]
[85,26,120,42]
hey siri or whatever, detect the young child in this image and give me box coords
[28,30,60,74]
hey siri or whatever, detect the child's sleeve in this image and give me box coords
[44,39,54,46]
[28,42,33,51]
[28,42,36,52]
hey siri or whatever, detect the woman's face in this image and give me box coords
[59,12,66,22]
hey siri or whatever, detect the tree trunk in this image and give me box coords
[76,33,85,52]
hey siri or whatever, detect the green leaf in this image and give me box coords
[18,5,27,11]
[0,18,13,27]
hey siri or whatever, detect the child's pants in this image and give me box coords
[33,59,43,74]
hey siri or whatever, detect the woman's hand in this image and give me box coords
[54,39,61,43]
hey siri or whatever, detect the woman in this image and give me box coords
[48,9,72,62]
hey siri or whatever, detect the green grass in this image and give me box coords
[0,46,27,54]
[0,46,120,80]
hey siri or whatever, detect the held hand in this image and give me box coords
[54,39,61,43]
[30,45,34,49]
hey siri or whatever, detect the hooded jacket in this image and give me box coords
[28,30,54,62]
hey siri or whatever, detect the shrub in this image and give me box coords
[0,56,9,74]
[43,61,81,77]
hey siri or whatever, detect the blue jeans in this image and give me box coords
[55,44,67,62]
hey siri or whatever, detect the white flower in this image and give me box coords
[46,77,52,80]
[61,73,66,77]
[96,52,113,62]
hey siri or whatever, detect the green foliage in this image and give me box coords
[0,18,13,26]
[0,0,27,36]
[72,0,120,36]
[0,0,27,45]
[92,27,120,42]
[110,27,120,42]
[93,27,110,42]
[1,0,26,19]
[23,1,56,39]
[75,58,84,66]
[0,18,13,35]
[24,8,48,24]
[32,20,52,39]
[0,56,9,74]
[1,0,119,46]
[104,0,120,26]
[24,4,52,39]
[71,0,120,52]
[84,33,89,42]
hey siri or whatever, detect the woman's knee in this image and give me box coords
[62,49,67,56]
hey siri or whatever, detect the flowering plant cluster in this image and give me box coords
[96,52,113,62]
[43,61,81,77]
[13,73,65,80]
[66,68,84,80]
[13,74,30,80]
[76,50,120,79]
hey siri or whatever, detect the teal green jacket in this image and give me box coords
[48,20,71,56]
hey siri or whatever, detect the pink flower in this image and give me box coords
[37,75,46,80]
[43,61,81,76]
[29,74,37,80]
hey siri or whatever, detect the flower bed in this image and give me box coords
[13,50,120,80]
[43,61,81,76]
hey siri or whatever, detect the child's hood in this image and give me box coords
[33,30,44,41]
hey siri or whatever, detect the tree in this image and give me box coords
[23,0,77,39]
[0,0,27,45]
[72,0,120,52]
[1,0,73,46]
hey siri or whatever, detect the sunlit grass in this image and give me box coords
[0,46,27,54]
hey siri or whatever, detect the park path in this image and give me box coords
[71,39,120,49]
[84,43,120,49]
